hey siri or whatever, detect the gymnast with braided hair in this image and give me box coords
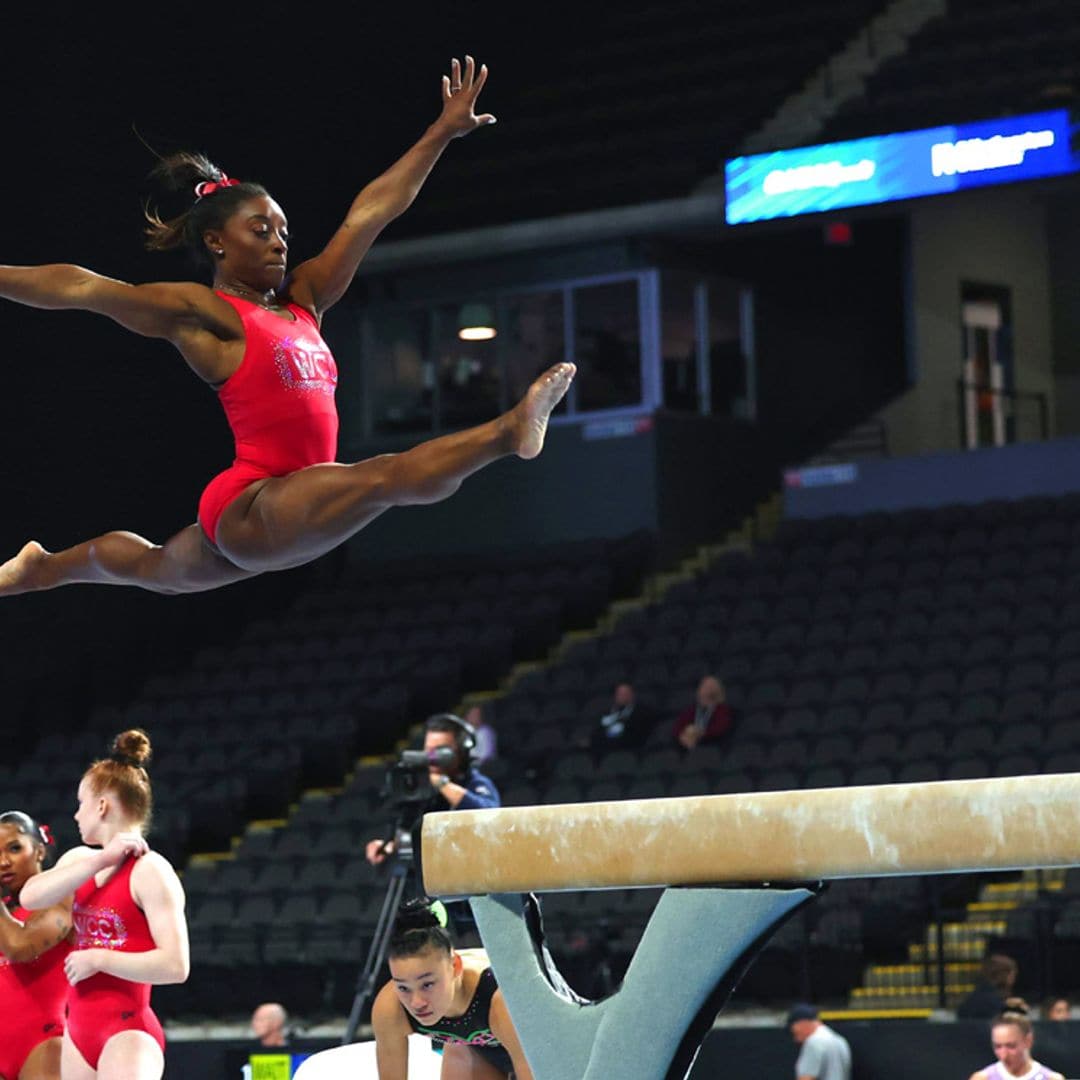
[371,897,533,1080]
[0,55,575,599]
[0,810,73,1080]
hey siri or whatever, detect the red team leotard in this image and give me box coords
[68,857,165,1069]
[197,292,339,545]
[0,903,70,1079]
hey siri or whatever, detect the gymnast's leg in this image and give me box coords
[215,362,575,574]
[0,361,575,592]
[17,1036,62,1080]
[57,1031,95,1080]
[94,1030,165,1080]
[439,1045,510,1080]
[0,524,256,597]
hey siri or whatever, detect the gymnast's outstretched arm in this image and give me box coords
[288,55,496,318]
[0,265,241,382]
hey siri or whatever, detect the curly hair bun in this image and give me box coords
[112,729,153,769]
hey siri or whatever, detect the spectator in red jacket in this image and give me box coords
[674,675,733,750]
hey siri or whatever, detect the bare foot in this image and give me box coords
[0,541,48,597]
[513,362,576,460]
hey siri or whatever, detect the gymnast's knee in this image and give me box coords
[87,532,157,579]
[87,533,201,595]
[371,452,463,506]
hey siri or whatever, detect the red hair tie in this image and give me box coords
[39,823,53,845]
[194,176,241,199]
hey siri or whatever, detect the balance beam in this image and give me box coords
[420,774,1080,1080]
[422,773,1080,896]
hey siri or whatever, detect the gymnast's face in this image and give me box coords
[991,1023,1033,1073]
[74,779,107,846]
[206,195,290,292]
[389,946,462,1024]
[0,823,44,900]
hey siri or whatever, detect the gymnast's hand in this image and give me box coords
[64,947,104,985]
[437,55,496,138]
[100,831,149,867]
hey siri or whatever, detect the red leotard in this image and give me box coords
[197,292,339,545]
[67,857,165,1069]
[0,903,70,1079]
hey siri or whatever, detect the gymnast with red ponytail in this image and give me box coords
[20,731,188,1080]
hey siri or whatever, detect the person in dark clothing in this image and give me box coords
[365,714,500,869]
[957,954,1019,1019]
[364,714,499,938]
[585,682,654,755]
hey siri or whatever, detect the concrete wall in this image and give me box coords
[784,435,1080,519]
[692,1019,1080,1079]
[1046,189,1080,436]
[160,1021,1080,1079]
[880,186,1055,456]
[337,413,776,567]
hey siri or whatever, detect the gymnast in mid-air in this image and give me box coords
[0,56,575,598]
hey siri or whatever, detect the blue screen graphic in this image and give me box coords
[725,109,1080,224]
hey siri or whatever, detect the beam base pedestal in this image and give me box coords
[471,884,817,1080]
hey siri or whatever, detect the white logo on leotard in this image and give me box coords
[72,904,129,949]
[274,339,337,395]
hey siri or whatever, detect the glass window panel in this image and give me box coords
[661,271,699,412]
[368,309,433,437]
[435,301,501,430]
[573,279,642,411]
[707,279,747,417]
[501,289,566,407]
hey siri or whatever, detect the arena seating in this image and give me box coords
[820,0,1080,142]
[0,534,659,1019]
[157,491,1080,1016]
[0,532,655,859]
[14,491,1080,1017]
[464,493,1080,1004]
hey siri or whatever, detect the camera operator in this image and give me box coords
[365,713,501,869]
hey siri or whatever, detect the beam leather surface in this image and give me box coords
[422,774,1080,896]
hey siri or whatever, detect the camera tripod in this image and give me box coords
[342,822,417,1045]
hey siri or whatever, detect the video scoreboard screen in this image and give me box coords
[724,108,1080,225]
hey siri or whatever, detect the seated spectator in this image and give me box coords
[673,674,733,751]
[957,954,1019,1020]
[580,682,654,755]
[1042,996,1072,1021]
[464,703,498,767]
